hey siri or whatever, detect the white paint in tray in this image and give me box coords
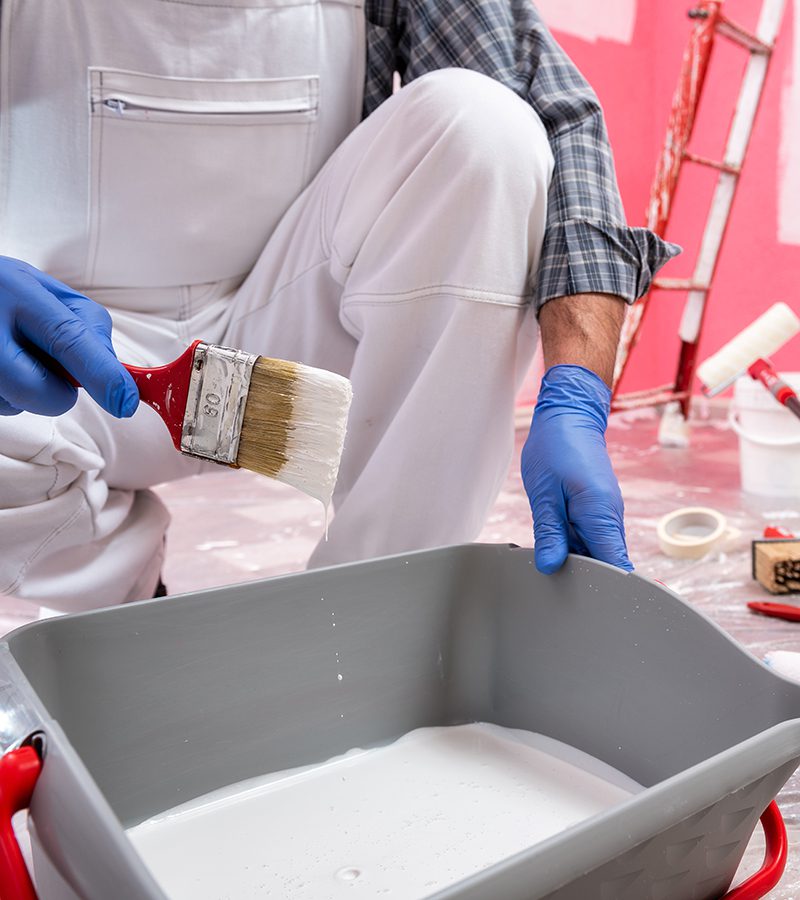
[127,723,642,899]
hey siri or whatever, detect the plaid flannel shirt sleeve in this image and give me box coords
[365,0,680,310]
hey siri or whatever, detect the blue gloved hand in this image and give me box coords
[521,364,633,574]
[0,256,138,418]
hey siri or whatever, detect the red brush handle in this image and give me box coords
[723,801,788,899]
[0,747,42,900]
[123,341,201,450]
[56,340,203,452]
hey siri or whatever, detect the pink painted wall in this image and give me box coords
[539,0,799,394]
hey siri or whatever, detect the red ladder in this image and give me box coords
[612,0,785,443]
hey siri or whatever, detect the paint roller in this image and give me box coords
[696,302,800,420]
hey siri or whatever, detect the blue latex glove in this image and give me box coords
[521,364,633,574]
[0,257,138,417]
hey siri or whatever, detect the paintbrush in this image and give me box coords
[697,302,800,420]
[64,339,352,507]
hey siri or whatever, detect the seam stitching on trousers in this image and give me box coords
[228,257,330,327]
[301,120,314,201]
[3,501,87,595]
[45,463,63,500]
[343,292,531,310]
[338,305,363,340]
[319,159,333,258]
[343,282,535,302]
[22,420,57,466]
[330,241,351,275]
[24,423,62,500]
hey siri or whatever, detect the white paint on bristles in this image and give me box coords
[280,365,352,512]
[127,723,641,900]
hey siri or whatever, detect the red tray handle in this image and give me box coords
[0,747,42,900]
[723,801,788,899]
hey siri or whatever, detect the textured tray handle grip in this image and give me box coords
[723,801,787,899]
[0,747,41,900]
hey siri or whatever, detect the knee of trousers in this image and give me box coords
[0,409,171,602]
[334,69,554,325]
[398,68,555,196]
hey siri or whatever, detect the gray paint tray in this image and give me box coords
[2,543,800,899]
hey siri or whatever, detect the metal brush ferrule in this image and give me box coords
[181,342,257,465]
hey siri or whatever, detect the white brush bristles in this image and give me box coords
[277,366,353,507]
[697,302,800,393]
[236,357,353,509]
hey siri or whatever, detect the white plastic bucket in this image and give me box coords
[730,373,800,498]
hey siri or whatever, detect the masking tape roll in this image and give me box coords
[657,507,733,560]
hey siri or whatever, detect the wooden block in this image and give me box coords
[752,539,800,594]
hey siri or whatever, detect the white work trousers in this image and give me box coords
[0,69,553,612]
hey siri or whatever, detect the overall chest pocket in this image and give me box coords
[86,68,319,288]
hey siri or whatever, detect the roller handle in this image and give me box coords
[764,525,796,539]
[723,801,788,899]
[0,747,42,900]
[748,359,800,421]
[747,601,800,623]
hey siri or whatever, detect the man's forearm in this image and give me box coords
[538,294,627,388]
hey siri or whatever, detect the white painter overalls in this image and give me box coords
[0,0,554,611]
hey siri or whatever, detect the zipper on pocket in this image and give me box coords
[96,92,315,117]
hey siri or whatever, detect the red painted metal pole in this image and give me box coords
[613,1,722,399]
